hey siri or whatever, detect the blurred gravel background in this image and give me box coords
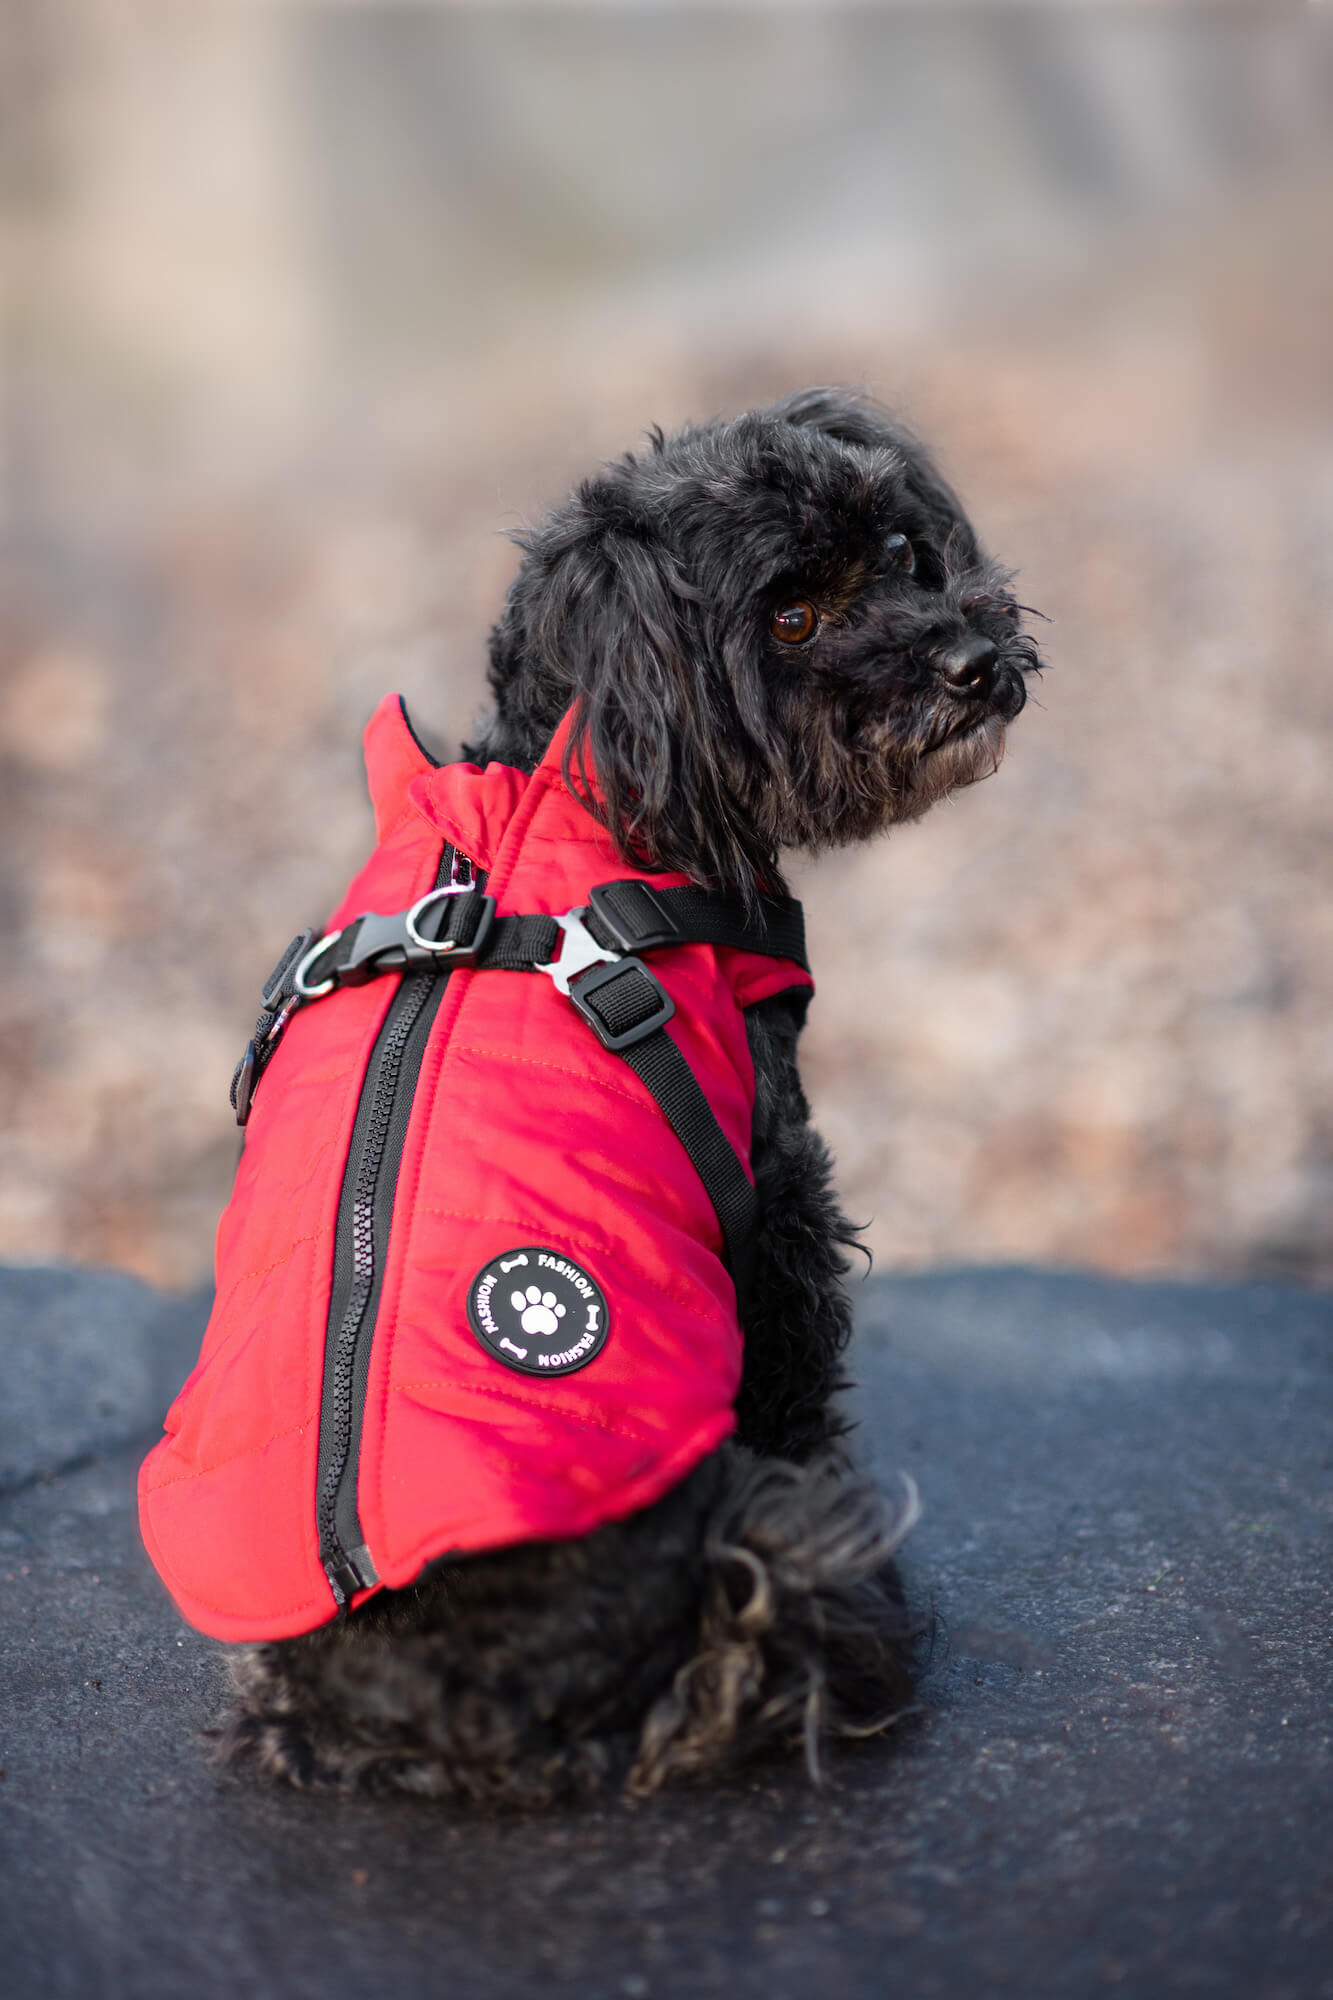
[2,2,1330,1291]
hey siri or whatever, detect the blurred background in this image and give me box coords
[2,1,1330,1294]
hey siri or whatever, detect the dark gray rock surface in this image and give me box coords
[1,1263,1329,1999]
[0,1266,210,1497]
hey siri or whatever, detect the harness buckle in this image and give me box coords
[292,889,497,998]
[568,956,676,1052]
[535,908,623,998]
[537,910,676,1050]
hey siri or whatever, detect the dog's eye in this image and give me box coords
[885,533,916,576]
[770,601,818,645]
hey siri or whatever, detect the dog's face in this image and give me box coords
[486,389,1040,895]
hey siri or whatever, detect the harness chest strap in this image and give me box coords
[231,875,808,1308]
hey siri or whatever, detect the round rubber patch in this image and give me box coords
[467,1248,610,1377]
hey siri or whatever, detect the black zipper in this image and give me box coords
[315,844,472,1610]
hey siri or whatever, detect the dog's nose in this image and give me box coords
[936,634,999,697]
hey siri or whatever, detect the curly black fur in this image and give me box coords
[219,1448,919,1805]
[220,389,1039,1804]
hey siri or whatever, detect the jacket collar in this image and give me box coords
[403,706,595,874]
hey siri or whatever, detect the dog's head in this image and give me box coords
[484,389,1041,896]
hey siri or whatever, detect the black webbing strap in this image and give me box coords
[582,880,808,970]
[564,959,760,1307]
[477,912,561,968]
[474,884,804,978]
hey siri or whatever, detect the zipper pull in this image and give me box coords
[324,1544,378,1613]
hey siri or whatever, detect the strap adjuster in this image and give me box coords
[536,907,675,1048]
[587,880,681,954]
[567,956,675,1052]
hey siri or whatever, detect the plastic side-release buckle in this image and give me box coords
[292,889,496,996]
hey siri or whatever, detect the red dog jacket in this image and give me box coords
[139,696,811,1642]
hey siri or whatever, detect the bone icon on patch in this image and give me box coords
[499,1253,529,1274]
[500,1337,528,1360]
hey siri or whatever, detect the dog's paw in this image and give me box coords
[510,1286,566,1336]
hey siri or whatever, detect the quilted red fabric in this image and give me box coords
[139,696,811,1641]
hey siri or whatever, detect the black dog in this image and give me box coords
[221,388,1037,1803]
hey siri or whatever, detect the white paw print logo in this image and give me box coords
[510,1285,566,1337]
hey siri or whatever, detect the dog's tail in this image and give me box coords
[628,1450,919,1795]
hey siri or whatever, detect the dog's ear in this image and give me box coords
[494,499,773,897]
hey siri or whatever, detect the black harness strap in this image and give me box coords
[478,912,561,968]
[583,880,808,970]
[474,882,805,978]
[234,875,807,1313]
[562,958,760,1304]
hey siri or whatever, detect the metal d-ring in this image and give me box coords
[292,929,344,999]
[405,882,477,955]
